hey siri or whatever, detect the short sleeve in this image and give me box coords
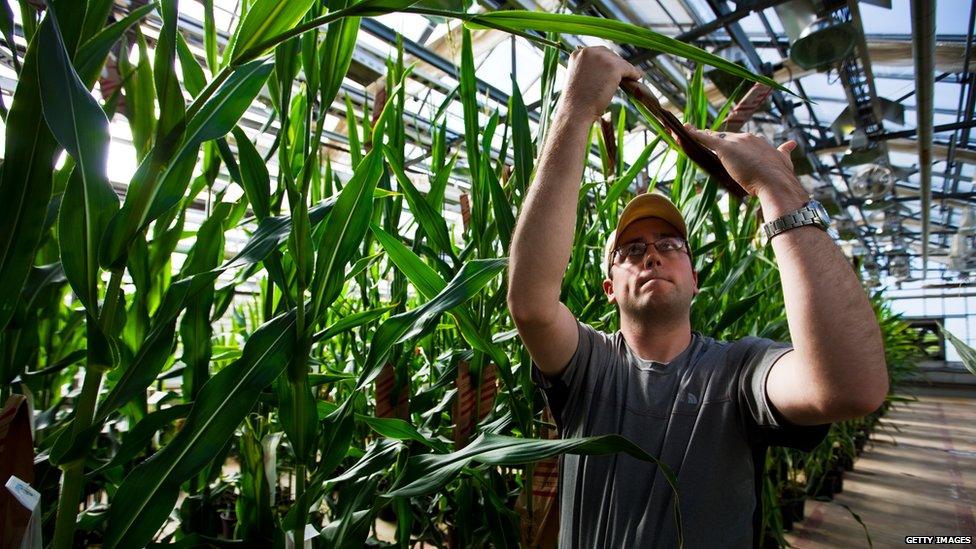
[530,320,608,433]
[734,337,830,452]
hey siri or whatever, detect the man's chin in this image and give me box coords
[623,297,688,321]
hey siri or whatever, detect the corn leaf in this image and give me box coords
[309,149,384,325]
[318,0,361,114]
[356,258,506,391]
[229,126,273,222]
[0,18,60,328]
[38,7,118,313]
[458,27,480,193]
[466,11,789,95]
[102,59,273,267]
[0,0,17,73]
[313,303,397,342]
[223,0,316,65]
[88,404,192,476]
[385,433,679,505]
[381,145,456,259]
[508,77,534,193]
[358,416,448,452]
[105,309,298,549]
[73,3,157,87]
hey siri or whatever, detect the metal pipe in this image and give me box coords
[913,0,937,275]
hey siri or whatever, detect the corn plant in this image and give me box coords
[0,1,918,547]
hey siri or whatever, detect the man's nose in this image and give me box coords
[643,247,663,268]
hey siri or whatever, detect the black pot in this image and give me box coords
[813,471,840,499]
[220,509,237,539]
[780,497,806,530]
[830,471,844,494]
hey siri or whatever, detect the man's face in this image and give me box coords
[602,217,699,323]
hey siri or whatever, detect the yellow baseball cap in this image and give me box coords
[604,192,688,276]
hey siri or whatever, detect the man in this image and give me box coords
[507,46,889,547]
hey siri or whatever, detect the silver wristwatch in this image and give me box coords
[762,200,830,239]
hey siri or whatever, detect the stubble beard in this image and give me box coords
[621,284,692,328]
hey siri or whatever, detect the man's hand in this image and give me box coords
[560,47,642,123]
[680,126,809,212]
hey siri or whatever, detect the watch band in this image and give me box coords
[762,203,827,239]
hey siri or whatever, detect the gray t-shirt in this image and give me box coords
[532,321,830,548]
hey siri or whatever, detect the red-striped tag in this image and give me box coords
[374,363,409,420]
[516,406,560,548]
[459,193,471,233]
[452,361,497,448]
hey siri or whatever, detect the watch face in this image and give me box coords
[810,201,831,228]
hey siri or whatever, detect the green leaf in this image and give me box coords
[73,3,157,87]
[466,11,790,94]
[148,60,274,221]
[370,223,508,369]
[0,17,60,329]
[88,404,192,476]
[176,31,207,97]
[484,159,515,253]
[38,7,118,314]
[602,137,660,211]
[318,0,360,114]
[508,77,534,193]
[202,0,218,73]
[358,416,449,452]
[941,324,976,376]
[232,127,272,221]
[458,27,480,189]
[385,434,680,522]
[371,223,444,298]
[712,291,762,335]
[105,309,298,549]
[0,0,18,73]
[93,272,220,423]
[326,438,401,485]
[102,59,273,267]
[223,0,316,65]
[356,258,506,391]
[122,27,156,161]
[313,303,396,343]
[223,196,337,271]
[381,146,456,259]
[309,150,384,324]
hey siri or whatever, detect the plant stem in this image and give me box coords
[51,362,104,549]
[294,462,306,547]
[51,268,123,549]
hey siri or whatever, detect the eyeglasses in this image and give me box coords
[613,237,689,265]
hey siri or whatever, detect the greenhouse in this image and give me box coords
[0,0,973,546]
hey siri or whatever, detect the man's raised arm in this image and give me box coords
[507,48,642,377]
[684,127,889,425]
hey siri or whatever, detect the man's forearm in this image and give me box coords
[761,187,889,410]
[507,104,593,319]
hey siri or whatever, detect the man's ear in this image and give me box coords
[692,269,700,295]
[603,277,616,303]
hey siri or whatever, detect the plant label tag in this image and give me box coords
[302,524,319,541]
[5,475,40,510]
[285,524,319,549]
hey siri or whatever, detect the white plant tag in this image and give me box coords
[285,524,319,549]
[5,475,40,510]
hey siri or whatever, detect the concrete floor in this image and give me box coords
[786,386,976,548]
